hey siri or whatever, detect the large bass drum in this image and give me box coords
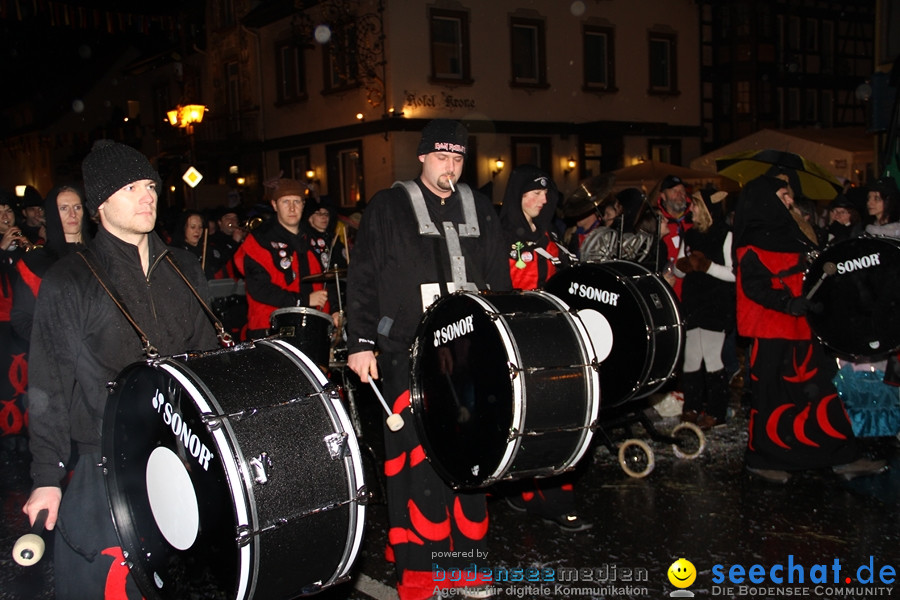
[803,235,900,359]
[102,339,366,600]
[544,260,684,407]
[410,290,599,489]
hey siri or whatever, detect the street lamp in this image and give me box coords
[167,104,206,130]
[168,103,207,207]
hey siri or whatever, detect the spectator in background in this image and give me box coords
[865,177,900,238]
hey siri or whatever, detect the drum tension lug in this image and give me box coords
[236,525,253,547]
[356,485,371,505]
[249,452,272,485]
[324,432,350,460]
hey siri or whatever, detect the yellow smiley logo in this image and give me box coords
[668,558,697,588]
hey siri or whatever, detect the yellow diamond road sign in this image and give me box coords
[183,167,203,188]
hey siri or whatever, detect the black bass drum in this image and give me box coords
[544,260,684,406]
[410,290,599,489]
[102,339,366,600]
[270,307,334,369]
[803,235,900,359]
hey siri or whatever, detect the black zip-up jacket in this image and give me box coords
[28,226,218,488]
[346,178,511,355]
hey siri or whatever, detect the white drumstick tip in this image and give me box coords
[386,413,405,432]
[368,375,405,431]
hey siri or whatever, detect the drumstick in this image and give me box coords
[367,376,405,431]
[806,261,837,300]
[12,509,48,567]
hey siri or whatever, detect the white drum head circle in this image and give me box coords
[145,446,200,551]
[577,308,614,363]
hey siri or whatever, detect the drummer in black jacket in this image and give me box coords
[21,140,218,600]
[346,119,510,600]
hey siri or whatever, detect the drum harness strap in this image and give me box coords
[393,180,481,293]
[78,249,234,359]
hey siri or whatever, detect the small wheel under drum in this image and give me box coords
[617,438,655,478]
[671,422,706,460]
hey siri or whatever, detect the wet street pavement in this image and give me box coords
[2,377,899,600]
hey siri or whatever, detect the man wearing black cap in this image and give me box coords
[21,140,218,599]
[654,174,693,297]
[17,185,46,246]
[346,119,510,600]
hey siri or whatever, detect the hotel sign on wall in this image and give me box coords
[404,91,477,112]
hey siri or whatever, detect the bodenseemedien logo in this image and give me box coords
[668,558,697,597]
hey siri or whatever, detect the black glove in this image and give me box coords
[786,296,823,316]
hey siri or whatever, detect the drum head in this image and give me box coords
[544,261,654,406]
[103,362,240,599]
[410,293,515,488]
[804,236,900,358]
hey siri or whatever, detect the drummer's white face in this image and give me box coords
[867,192,884,222]
[419,151,464,198]
[273,194,304,233]
[521,189,548,226]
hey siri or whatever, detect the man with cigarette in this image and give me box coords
[346,119,510,600]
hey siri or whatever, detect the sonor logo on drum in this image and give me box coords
[567,282,620,306]
[151,391,215,471]
[433,314,475,346]
[835,252,881,274]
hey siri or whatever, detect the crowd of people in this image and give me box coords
[1,121,897,599]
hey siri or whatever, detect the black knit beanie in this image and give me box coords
[416,119,468,156]
[82,140,161,213]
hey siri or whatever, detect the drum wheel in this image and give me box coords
[617,438,655,478]
[671,422,706,460]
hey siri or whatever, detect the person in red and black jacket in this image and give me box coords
[499,164,573,291]
[498,165,591,533]
[734,174,887,484]
[241,178,336,339]
[653,174,693,297]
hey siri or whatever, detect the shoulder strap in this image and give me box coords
[392,180,481,238]
[78,249,159,358]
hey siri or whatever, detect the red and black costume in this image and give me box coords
[734,175,860,471]
[346,177,511,600]
[240,218,328,337]
[656,188,693,299]
[499,165,570,289]
[497,165,587,528]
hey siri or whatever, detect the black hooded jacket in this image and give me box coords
[12,185,90,341]
[28,226,218,487]
[499,165,570,289]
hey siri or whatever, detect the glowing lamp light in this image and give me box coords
[168,104,207,128]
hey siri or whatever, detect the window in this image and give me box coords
[323,23,359,92]
[225,60,240,132]
[648,32,677,95]
[510,17,546,87]
[735,80,751,114]
[327,141,365,208]
[511,137,551,171]
[583,25,615,91]
[279,149,312,182]
[430,8,471,83]
[277,43,307,103]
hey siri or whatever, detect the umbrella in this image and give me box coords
[715,149,843,200]
[609,160,730,193]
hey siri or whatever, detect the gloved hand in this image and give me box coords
[786,296,824,316]
[675,256,693,273]
[688,250,712,273]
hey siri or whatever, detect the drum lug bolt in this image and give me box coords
[236,525,252,547]
[249,452,272,485]
[324,432,349,459]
